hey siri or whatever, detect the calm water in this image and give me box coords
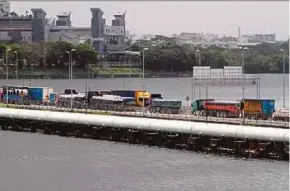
[2,74,289,108]
[0,74,289,191]
[0,131,288,191]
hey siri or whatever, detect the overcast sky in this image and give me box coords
[10,1,289,40]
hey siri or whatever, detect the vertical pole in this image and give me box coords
[88,58,90,79]
[242,49,245,125]
[85,80,88,114]
[6,50,8,80]
[68,53,71,80]
[6,50,9,105]
[242,50,245,100]
[128,53,131,90]
[283,52,286,108]
[198,51,201,99]
[16,53,18,80]
[70,52,73,110]
[142,49,145,116]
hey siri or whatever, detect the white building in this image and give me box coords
[0,0,10,17]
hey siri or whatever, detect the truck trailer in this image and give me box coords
[242,99,275,120]
[150,99,182,114]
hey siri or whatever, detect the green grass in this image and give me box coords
[90,66,143,76]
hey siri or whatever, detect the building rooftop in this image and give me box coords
[50,26,91,30]
[57,12,71,17]
[90,8,104,14]
[31,8,47,15]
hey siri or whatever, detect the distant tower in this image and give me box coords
[90,8,105,54]
[238,26,241,44]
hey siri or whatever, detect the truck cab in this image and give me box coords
[135,91,151,107]
[191,99,214,114]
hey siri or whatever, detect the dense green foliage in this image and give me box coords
[0,40,289,74]
[132,40,289,73]
[0,41,98,69]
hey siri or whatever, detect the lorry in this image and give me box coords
[1,85,29,104]
[191,99,214,115]
[28,87,54,104]
[150,99,182,114]
[191,98,275,120]
[192,99,240,118]
[111,90,151,107]
[272,108,289,122]
[241,99,275,120]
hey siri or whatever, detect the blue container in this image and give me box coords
[49,93,56,103]
[111,90,135,98]
[261,99,275,116]
[28,87,43,101]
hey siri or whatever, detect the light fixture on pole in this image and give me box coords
[66,49,76,110]
[14,51,18,80]
[241,46,248,125]
[280,49,286,108]
[195,49,201,99]
[142,48,148,116]
[5,48,11,105]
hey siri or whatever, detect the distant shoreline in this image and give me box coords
[0,71,288,80]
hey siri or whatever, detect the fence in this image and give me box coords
[0,100,288,129]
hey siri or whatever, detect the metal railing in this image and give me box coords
[0,100,288,129]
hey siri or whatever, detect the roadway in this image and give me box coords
[5,104,288,129]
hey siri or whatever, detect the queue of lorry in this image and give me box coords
[0,85,289,122]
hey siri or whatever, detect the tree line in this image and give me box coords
[0,40,289,74]
[133,40,289,74]
[0,41,98,69]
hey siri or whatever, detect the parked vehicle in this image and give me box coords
[151,93,163,100]
[203,101,240,118]
[272,108,289,122]
[57,93,86,108]
[191,98,275,120]
[1,85,29,104]
[150,99,182,114]
[111,90,151,107]
[191,99,214,115]
[242,99,275,120]
[90,95,124,111]
[28,87,54,104]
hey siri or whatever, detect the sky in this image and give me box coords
[10,1,289,40]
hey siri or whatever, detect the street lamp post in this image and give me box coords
[5,48,11,104]
[66,49,76,110]
[195,49,201,99]
[241,47,248,100]
[142,48,148,116]
[125,50,131,90]
[280,49,286,108]
[241,47,248,124]
[14,51,18,80]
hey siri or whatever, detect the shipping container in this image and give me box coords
[261,99,275,116]
[242,99,275,119]
[243,99,262,114]
[151,99,182,109]
[111,90,135,98]
[28,87,54,103]
[150,99,182,114]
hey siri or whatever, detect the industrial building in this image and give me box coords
[0,1,129,54]
[0,8,47,43]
